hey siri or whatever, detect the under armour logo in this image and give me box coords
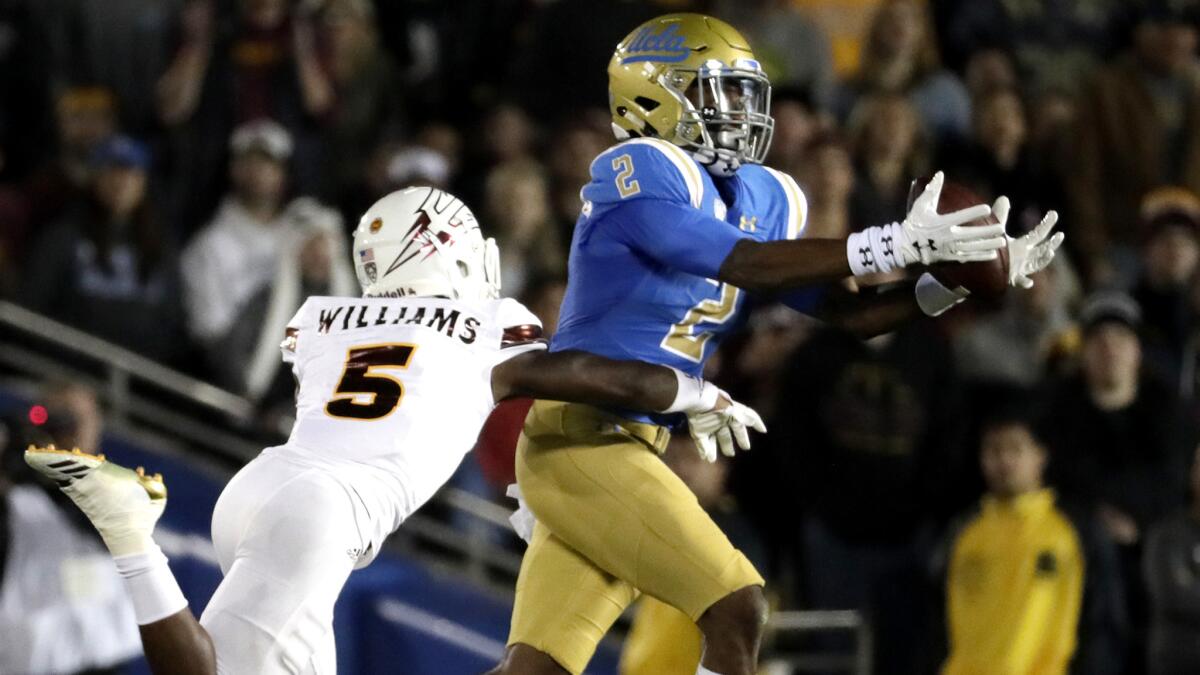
[881,235,895,260]
[912,239,939,254]
[858,247,874,267]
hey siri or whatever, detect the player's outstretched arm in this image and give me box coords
[491,350,765,460]
[720,173,1005,292]
[492,349,704,413]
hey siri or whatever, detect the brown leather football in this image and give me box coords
[907,177,1009,302]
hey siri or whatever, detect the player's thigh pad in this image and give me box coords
[508,522,638,675]
[201,463,364,675]
[515,401,764,622]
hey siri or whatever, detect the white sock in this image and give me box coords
[113,545,189,625]
[697,667,725,675]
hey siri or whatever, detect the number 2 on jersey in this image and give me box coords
[661,283,740,362]
[612,154,641,198]
[325,343,417,420]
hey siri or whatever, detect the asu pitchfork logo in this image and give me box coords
[383,188,476,278]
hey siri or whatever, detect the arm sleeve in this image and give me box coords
[603,198,752,279]
[279,303,307,364]
[488,298,549,369]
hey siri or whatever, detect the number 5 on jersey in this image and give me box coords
[325,344,417,420]
[612,154,641,198]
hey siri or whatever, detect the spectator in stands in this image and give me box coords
[1045,291,1195,670]
[1070,3,1200,286]
[962,47,1018,101]
[939,0,1122,94]
[796,132,854,240]
[38,0,178,135]
[182,119,336,375]
[23,87,118,233]
[21,134,185,364]
[790,0,885,78]
[157,0,335,230]
[386,145,452,190]
[953,259,1079,388]
[212,198,354,403]
[1047,292,1194,541]
[458,102,538,209]
[508,0,667,114]
[940,399,1126,675]
[765,87,822,180]
[1131,188,1200,384]
[836,0,972,142]
[0,386,141,675]
[620,433,768,675]
[847,92,929,228]
[753,312,967,674]
[545,114,609,243]
[729,305,815,420]
[482,161,565,298]
[938,86,1063,231]
[711,0,835,110]
[1143,444,1200,675]
[319,0,402,211]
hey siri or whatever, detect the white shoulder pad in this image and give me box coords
[762,166,809,240]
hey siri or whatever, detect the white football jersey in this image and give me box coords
[278,295,545,506]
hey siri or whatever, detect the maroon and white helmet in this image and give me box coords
[352,187,500,300]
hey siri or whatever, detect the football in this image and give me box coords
[907,177,1009,302]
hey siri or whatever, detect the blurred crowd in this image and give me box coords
[3,0,1200,673]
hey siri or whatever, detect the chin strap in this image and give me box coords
[692,147,741,177]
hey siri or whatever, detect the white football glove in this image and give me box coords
[899,172,1006,265]
[992,196,1065,289]
[847,172,1007,277]
[686,395,767,463]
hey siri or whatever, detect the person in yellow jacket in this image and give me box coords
[940,398,1126,675]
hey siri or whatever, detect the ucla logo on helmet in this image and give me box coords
[622,23,689,64]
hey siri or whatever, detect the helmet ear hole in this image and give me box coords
[635,96,661,111]
[457,261,470,277]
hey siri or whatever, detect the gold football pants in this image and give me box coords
[507,401,764,674]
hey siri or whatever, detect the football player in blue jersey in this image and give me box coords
[489,13,1064,675]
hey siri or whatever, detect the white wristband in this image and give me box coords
[662,368,721,413]
[113,546,189,625]
[847,223,905,277]
[915,272,970,317]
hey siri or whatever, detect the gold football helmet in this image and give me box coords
[608,13,773,175]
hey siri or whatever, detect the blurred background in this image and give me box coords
[1,0,1200,673]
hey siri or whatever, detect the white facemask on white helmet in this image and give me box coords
[352,187,500,300]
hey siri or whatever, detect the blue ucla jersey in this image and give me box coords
[551,137,808,422]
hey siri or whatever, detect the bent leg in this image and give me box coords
[140,610,217,675]
[200,467,363,674]
[515,403,768,675]
[496,522,638,675]
[695,586,768,675]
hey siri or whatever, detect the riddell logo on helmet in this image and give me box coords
[622,24,689,64]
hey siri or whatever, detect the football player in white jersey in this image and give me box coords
[25,187,764,675]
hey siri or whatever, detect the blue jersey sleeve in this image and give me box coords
[604,199,751,279]
[582,138,705,209]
